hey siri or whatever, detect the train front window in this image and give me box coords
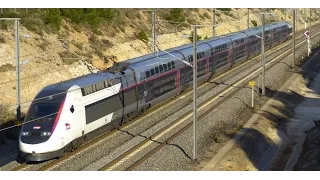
[28,103,60,122]
[24,90,66,123]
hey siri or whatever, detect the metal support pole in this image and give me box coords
[251,85,254,107]
[193,26,198,161]
[152,11,156,54]
[284,9,286,21]
[1,8,3,14]
[213,8,216,37]
[305,9,307,29]
[248,8,250,29]
[309,8,312,56]
[261,14,266,96]
[15,19,21,158]
[292,9,296,67]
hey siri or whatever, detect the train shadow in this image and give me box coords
[219,48,320,171]
[222,128,277,171]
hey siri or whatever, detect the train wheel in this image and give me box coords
[127,112,133,121]
[69,142,76,152]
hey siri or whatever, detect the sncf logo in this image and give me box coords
[33,126,41,130]
[65,123,71,130]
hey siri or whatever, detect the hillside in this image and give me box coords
[0,8,319,124]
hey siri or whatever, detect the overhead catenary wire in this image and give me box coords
[0,35,313,133]
[0,20,313,106]
[1,41,308,134]
[0,20,312,131]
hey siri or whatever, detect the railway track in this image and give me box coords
[6,23,320,171]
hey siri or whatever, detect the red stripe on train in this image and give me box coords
[51,98,66,133]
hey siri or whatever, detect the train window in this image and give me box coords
[171,61,175,68]
[159,65,163,72]
[92,85,96,93]
[150,69,155,76]
[87,86,92,94]
[146,70,150,78]
[95,83,100,91]
[202,52,205,57]
[97,83,101,90]
[155,66,159,74]
[104,80,110,87]
[167,62,171,70]
[197,53,199,59]
[163,63,167,71]
[97,83,101,91]
[108,80,113,87]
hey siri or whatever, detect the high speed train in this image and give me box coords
[19,21,292,161]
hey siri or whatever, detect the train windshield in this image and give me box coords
[25,90,66,123]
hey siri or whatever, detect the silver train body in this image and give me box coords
[19,22,292,161]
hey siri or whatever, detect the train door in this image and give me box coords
[206,58,210,79]
[137,71,148,113]
[209,53,215,75]
[176,69,181,93]
[72,98,85,138]
[66,88,85,144]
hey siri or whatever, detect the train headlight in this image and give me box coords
[22,132,29,136]
[41,131,51,136]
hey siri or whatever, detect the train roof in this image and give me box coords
[43,72,117,91]
[109,21,291,73]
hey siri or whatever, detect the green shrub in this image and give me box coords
[59,51,79,65]
[60,8,118,31]
[43,8,62,32]
[137,30,148,42]
[251,20,258,27]
[0,36,5,44]
[269,19,277,23]
[22,17,44,35]
[166,8,185,23]
[73,41,83,50]
[0,21,8,30]
[216,8,232,12]
[188,31,202,42]
[0,64,15,72]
